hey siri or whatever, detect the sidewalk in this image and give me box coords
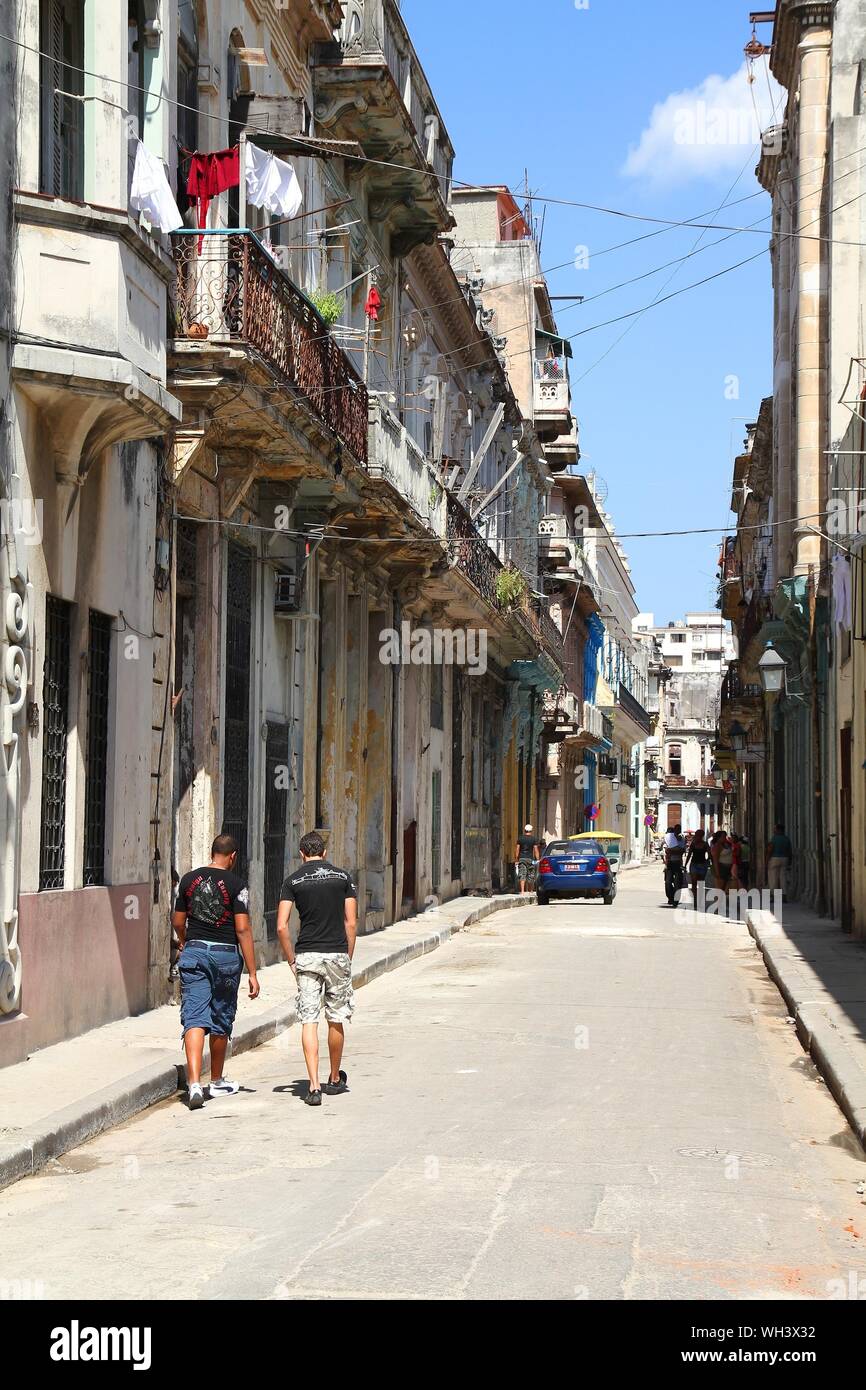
[0,893,527,1191]
[746,902,866,1149]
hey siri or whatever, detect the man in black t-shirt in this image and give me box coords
[173,834,259,1110]
[277,830,358,1107]
[515,823,539,893]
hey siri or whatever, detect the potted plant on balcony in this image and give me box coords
[309,289,344,327]
[495,567,527,611]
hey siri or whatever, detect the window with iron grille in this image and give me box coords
[83,610,112,885]
[39,596,73,890]
[223,545,253,873]
[431,770,441,893]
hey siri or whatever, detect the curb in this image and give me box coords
[0,892,528,1193]
[746,908,866,1150]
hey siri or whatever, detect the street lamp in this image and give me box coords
[611,775,620,791]
[729,720,748,753]
[758,641,786,695]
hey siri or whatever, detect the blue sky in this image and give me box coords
[403,0,780,624]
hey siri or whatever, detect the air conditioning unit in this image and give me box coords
[274,538,308,616]
[469,276,485,294]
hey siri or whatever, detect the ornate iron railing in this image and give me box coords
[445,492,502,609]
[527,594,565,667]
[721,660,762,704]
[617,682,652,734]
[169,231,368,464]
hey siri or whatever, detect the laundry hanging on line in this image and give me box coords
[832,553,852,631]
[130,140,184,234]
[364,286,382,320]
[186,147,240,250]
[245,142,303,221]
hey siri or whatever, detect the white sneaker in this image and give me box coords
[207,1078,240,1097]
[188,1082,205,1110]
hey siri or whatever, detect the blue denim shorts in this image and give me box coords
[179,941,243,1037]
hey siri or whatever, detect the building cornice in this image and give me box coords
[771,1,835,90]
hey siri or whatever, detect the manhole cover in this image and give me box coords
[677,1146,778,1168]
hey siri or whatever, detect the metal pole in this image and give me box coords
[238,131,247,229]
[363,269,372,385]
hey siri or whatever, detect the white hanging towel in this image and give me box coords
[130,140,184,232]
[246,142,303,220]
[832,553,852,631]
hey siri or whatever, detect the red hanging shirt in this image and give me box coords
[364,286,382,321]
[186,148,240,250]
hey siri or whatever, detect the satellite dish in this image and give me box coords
[586,470,609,507]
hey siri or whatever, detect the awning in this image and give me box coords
[536,327,573,359]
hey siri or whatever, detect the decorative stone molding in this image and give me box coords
[771,1,834,88]
[0,502,30,1016]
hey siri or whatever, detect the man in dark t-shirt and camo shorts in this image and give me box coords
[277,831,358,1107]
[173,833,260,1111]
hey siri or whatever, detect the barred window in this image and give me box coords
[83,610,112,886]
[39,596,73,890]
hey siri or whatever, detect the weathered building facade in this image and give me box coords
[0,0,570,1067]
[722,0,866,932]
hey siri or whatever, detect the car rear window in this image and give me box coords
[545,841,603,856]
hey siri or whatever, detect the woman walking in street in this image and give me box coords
[684,828,709,908]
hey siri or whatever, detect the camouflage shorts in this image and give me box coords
[295,952,354,1024]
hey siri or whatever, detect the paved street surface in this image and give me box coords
[3,866,865,1301]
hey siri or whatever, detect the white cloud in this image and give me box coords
[622,63,786,187]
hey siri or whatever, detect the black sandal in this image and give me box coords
[304,1088,322,1106]
[322,1070,348,1095]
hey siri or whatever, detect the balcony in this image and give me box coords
[12,194,182,484]
[615,682,653,743]
[541,685,578,740]
[445,491,502,610]
[518,594,565,670]
[537,516,601,614]
[563,699,611,751]
[533,357,572,441]
[721,660,762,708]
[168,231,368,465]
[544,418,580,474]
[367,396,445,532]
[538,514,571,567]
[312,0,455,254]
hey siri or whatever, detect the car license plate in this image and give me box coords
[563,861,584,871]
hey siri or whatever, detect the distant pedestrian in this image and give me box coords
[173,834,260,1111]
[684,828,709,906]
[737,834,752,889]
[515,824,539,893]
[277,831,358,1107]
[766,822,793,896]
[707,829,726,890]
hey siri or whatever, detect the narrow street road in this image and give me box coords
[3,866,865,1301]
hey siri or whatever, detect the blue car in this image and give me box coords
[536,840,617,906]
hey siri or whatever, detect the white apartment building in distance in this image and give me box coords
[634,614,737,834]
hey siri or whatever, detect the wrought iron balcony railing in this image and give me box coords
[617,682,652,735]
[169,231,369,464]
[445,492,502,610]
[721,660,762,705]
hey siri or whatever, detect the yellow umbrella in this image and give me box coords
[569,831,624,840]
